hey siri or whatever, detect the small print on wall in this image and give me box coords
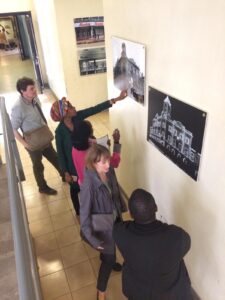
[74,16,105,45]
[78,47,106,75]
[112,36,145,105]
[147,87,207,181]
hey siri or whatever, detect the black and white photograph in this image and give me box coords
[112,36,145,105]
[74,16,105,45]
[147,87,207,181]
[78,47,106,75]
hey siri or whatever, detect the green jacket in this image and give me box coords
[55,100,112,175]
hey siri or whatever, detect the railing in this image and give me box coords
[0,96,43,300]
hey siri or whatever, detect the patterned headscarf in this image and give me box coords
[50,97,70,122]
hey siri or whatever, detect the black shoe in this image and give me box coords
[112,262,122,272]
[39,186,57,195]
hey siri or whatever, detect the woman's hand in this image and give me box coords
[111,90,127,104]
[64,172,73,183]
[112,129,120,143]
[117,90,127,101]
[96,245,104,251]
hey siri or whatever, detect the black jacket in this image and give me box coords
[113,220,192,300]
[80,167,127,254]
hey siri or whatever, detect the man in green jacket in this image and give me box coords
[50,90,127,216]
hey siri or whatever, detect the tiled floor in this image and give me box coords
[0,52,129,299]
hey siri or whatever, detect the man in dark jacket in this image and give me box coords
[113,188,193,300]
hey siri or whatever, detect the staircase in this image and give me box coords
[0,163,19,299]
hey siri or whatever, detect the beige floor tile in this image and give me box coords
[82,241,99,259]
[66,197,76,211]
[24,193,46,209]
[48,199,70,216]
[62,184,70,196]
[22,183,39,196]
[51,211,75,231]
[40,270,70,300]
[60,241,89,268]
[45,188,67,203]
[34,232,58,255]
[27,204,50,222]
[72,283,97,300]
[89,256,100,278]
[55,225,81,248]
[22,181,38,190]
[29,217,53,237]
[107,274,126,300]
[65,260,96,292]
[37,249,64,276]
[56,294,73,300]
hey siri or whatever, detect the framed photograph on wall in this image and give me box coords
[112,36,145,105]
[74,16,105,45]
[147,87,207,181]
[78,47,106,75]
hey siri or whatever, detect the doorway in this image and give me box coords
[0,11,44,92]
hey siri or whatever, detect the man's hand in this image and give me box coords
[13,129,30,149]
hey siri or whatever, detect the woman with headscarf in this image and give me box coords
[50,91,127,216]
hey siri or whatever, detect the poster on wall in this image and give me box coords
[78,47,106,75]
[112,36,145,105]
[74,16,105,45]
[147,87,207,181]
[74,16,106,76]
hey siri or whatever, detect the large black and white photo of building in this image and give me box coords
[112,37,145,105]
[78,47,106,75]
[147,87,207,181]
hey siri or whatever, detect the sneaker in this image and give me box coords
[112,262,122,272]
[39,186,57,195]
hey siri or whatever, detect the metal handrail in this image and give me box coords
[0,96,42,300]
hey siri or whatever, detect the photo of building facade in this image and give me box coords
[147,87,207,180]
[74,16,105,45]
[78,47,106,75]
[112,37,145,104]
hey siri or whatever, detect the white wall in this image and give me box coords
[103,0,225,299]
[33,0,66,97]
[0,0,31,13]
[54,0,107,108]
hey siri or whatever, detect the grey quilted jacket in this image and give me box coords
[80,167,127,254]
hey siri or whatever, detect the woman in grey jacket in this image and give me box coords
[80,144,127,300]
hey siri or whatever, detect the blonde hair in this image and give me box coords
[85,144,110,170]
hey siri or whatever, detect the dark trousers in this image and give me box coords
[97,252,116,292]
[27,143,61,189]
[70,182,80,215]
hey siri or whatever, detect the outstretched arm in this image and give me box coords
[76,90,128,120]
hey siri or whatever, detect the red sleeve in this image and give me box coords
[110,152,121,168]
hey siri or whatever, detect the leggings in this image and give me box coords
[97,252,116,292]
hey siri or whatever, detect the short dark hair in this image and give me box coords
[16,77,35,94]
[129,189,157,223]
[72,120,93,151]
